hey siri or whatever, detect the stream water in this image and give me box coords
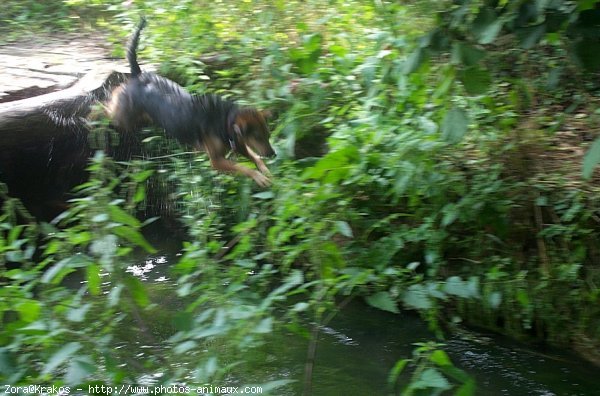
[121,249,600,396]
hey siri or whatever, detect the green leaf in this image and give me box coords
[573,37,600,71]
[0,348,15,375]
[459,66,491,95]
[336,221,353,238]
[366,291,399,313]
[404,47,428,74]
[487,291,502,309]
[444,276,475,298]
[133,184,146,203]
[430,349,452,366]
[403,284,433,310]
[411,368,451,391]
[108,284,123,307]
[456,379,477,396]
[517,24,546,49]
[124,276,150,307]
[86,264,101,296]
[131,169,154,182]
[173,312,193,331]
[113,226,157,253]
[301,146,358,182]
[451,43,486,66]
[441,203,458,227]
[254,317,273,334]
[41,258,75,284]
[67,303,91,322]
[516,289,530,308]
[433,66,455,99]
[174,340,198,354]
[388,359,409,384]
[108,206,141,227]
[17,300,41,323]
[253,191,275,199]
[292,302,310,312]
[583,138,600,179]
[441,107,469,144]
[579,0,598,11]
[472,8,503,44]
[65,356,96,385]
[44,342,81,375]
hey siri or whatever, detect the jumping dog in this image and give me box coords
[106,18,275,187]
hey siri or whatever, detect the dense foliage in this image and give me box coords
[2,0,600,394]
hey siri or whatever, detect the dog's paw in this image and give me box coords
[259,165,272,178]
[252,171,272,188]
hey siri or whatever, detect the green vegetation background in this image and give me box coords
[2,1,600,394]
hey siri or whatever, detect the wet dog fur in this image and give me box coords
[106,18,275,187]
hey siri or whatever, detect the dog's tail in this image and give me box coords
[127,17,147,77]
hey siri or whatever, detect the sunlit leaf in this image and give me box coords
[41,258,74,284]
[174,340,198,354]
[65,356,96,385]
[44,342,81,375]
[108,284,123,307]
[336,221,353,238]
[429,350,452,366]
[403,284,433,310]
[67,303,92,322]
[292,302,310,312]
[444,276,475,298]
[253,191,274,199]
[254,317,273,334]
[487,291,502,309]
[17,300,41,323]
[366,291,399,314]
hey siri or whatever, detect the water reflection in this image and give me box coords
[114,250,600,396]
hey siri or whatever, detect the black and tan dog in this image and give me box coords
[107,18,275,187]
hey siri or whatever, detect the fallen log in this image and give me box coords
[0,67,126,148]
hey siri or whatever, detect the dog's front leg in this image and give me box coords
[204,138,271,187]
[244,145,272,177]
[210,157,271,187]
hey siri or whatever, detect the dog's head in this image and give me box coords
[234,108,276,158]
